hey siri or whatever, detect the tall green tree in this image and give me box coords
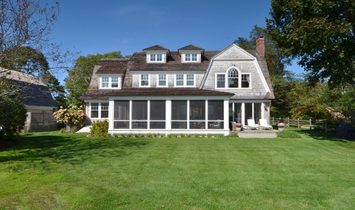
[65,52,123,105]
[267,0,355,87]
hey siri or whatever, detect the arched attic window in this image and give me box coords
[228,68,239,88]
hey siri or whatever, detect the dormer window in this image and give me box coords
[100,76,121,89]
[150,53,162,62]
[185,53,198,62]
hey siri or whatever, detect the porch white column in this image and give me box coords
[241,103,245,125]
[205,100,208,130]
[224,100,229,130]
[166,100,171,130]
[108,99,114,130]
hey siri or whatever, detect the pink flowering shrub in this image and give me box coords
[53,105,86,131]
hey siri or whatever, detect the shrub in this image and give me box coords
[0,79,27,138]
[53,105,85,132]
[90,120,109,137]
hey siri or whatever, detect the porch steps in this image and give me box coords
[237,130,277,138]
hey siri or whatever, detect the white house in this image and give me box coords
[82,37,274,135]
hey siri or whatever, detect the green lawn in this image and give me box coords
[0,130,355,209]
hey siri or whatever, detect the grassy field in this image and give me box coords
[0,130,355,209]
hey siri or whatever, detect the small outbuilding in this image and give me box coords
[0,68,57,131]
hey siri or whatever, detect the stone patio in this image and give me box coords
[237,130,277,138]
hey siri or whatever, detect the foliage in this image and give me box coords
[65,52,123,105]
[53,105,86,130]
[90,120,109,137]
[0,79,27,138]
[267,0,355,87]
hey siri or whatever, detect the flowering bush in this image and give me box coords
[53,105,86,131]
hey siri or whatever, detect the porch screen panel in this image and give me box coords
[208,100,224,129]
[245,103,253,125]
[114,100,129,129]
[190,100,205,129]
[150,100,166,129]
[132,100,147,129]
[172,100,187,129]
[254,103,261,124]
[234,103,242,123]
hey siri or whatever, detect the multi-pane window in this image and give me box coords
[101,103,109,118]
[185,53,191,61]
[150,53,162,62]
[186,74,194,86]
[150,100,166,129]
[176,74,184,86]
[91,103,99,118]
[228,68,239,88]
[216,74,225,88]
[208,100,224,129]
[241,74,250,88]
[172,100,187,129]
[111,77,119,88]
[101,77,109,88]
[132,100,148,129]
[185,53,197,62]
[158,74,167,87]
[114,100,130,129]
[191,53,197,61]
[190,100,205,129]
[140,74,149,87]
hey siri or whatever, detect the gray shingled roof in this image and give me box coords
[82,88,233,100]
[0,68,56,107]
[178,44,204,51]
[143,45,169,51]
[128,51,218,72]
[96,58,129,74]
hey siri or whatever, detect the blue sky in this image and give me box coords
[50,0,303,83]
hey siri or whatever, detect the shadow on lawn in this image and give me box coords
[295,129,351,142]
[0,134,149,164]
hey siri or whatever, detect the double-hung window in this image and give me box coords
[186,74,195,86]
[91,103,99,118]
[101,77,109,88]
[111,77,119,88]
[185,53,198,62]
[150,53,163,62]
[191,53,197,61]
[140,74,149,87]
[176,74,184,86]
[158,74,167,87]
[101,103,109,118]
[241,74,250,88]
[216,74,225,88]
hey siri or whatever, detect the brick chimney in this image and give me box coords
[256,36,265,58]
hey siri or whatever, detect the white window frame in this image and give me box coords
[100,76,109,88]
[139,74,150,87]
[186,73,195,87]
[99,76,121,89]
[214,67,252,89]
[175,74,185,87]
[157,74,168,87]
[184,53,199,63]
[174,73,195,87]
[89,102,109,119]
[149,53,163,62]
[215,73,226,89]
[241,73,252,88]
